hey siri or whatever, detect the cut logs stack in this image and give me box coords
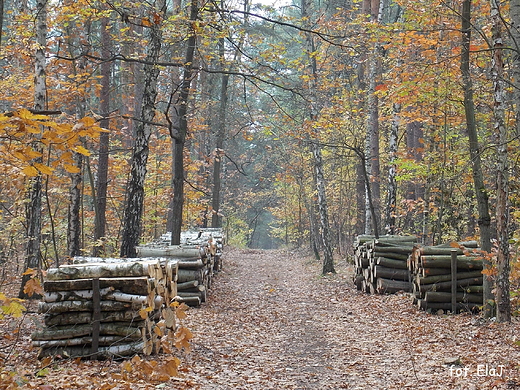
[136,228,225,307]
[408,241,483,313]
[32,257,178,359]
[353,235,417,294]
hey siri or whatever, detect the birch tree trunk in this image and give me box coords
[170,0,198,245]
[120,6,163,257]
[460,0,493,316]
[93,15,112,256]
[491,0,511,323]
[20,0,46,299]
[301,0,335,274]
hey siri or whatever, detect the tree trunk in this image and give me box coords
[510,0,520,138]
[20,0,46,299]
[170,0,198,245]
[43,276,154,295]
[364,0,382,236]
[93,15,112,257]
[385,103,399,234]
[0,0,3,48]
[355,161,366,234]
[460,0,493,316]
[491,0,511,323]
[301,0,335,274]
[120,12,163,257]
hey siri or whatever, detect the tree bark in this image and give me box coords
[43,277,154,295]
[20,0,46,299]
[120,8,163,257]
[385,103,399,234]
[510,0,520,138]
[170,0,198,245]
[364,0,382,236]
[460,0,493,316]
[491,0,511,323]
[211,35,229,228]
[93,15,112,257]
[301,0,335,274]
[45,261,157,280]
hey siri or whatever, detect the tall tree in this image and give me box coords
[170,0,199,245]
[302,0,335,274]
[19,0,46,299]
[460,0,493,316]
[491,0,510,323]
[512,0,520,137]
[120,2,164,257]
[363,0,382,236]
[211,31,230,229]
[93,15,112,256]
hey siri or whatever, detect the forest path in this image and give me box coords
[181,248,520,389]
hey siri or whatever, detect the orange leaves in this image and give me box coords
[0,110,104,178]
[174,326,193,353]
[22,268,44,297]
[119,355,181,383]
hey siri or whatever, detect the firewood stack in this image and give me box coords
[408,241,483,313]
[32,257,178,359]
[136,228,225,307]
[353,235,417,294]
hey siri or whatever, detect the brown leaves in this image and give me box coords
[119,355,180,383]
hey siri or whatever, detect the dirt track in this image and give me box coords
[180,248,520,390]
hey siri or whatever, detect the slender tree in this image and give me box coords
[301,0,335,274]
[491,0,511,323]
[19,0,46,298]
[460,0,493,316]
[93,15,112,256]
[170,0,199,245]
[120,2,164,257]
[512,0,520,137]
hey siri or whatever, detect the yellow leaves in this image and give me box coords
[22,165,39,177]
[138,305,154,319]
[72,145,91,156]
[0,292,26,319]
[0,111,102,177]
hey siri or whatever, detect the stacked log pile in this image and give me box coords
[136,228,224,307]
[408,241,483,313]
[353,235,417,294]
[32,258,178,359]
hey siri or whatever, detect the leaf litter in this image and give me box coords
[1,247,520,389]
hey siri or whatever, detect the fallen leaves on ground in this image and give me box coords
[1,247,520,389]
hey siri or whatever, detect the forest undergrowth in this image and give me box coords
[1,248,520,389]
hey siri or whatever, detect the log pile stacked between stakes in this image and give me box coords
[354,235,417,294]
[32,257,178,359]
[353,235,417,294]
[408,241,483,313]
[136,228,225,307]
